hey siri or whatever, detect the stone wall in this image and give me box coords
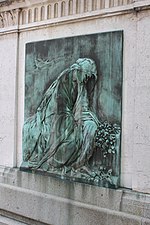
[0,0,150,224]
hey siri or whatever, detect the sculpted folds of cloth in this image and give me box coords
[23,58,120,186]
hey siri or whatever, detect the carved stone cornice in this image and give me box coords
[0,9,20,28]
[0,0,149,33]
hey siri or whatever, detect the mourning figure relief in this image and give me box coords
[23,58,120,186]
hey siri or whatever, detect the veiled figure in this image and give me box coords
[23,58,100,172]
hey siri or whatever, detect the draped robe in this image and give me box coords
[23,58,99,171]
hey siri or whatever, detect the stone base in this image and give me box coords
[0,166,150,225]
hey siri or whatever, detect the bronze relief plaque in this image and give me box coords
[21,31,123,188]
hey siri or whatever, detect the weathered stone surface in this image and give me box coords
[0,215,27,225]
[1,168,123,211]
[0,33,18,168]
[107,213,141,225]
[0,168,150,225]
[142,218,150,225]
[121,190,150,218]
[0,181,149,225]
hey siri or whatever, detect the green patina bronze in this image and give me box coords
[22,31,123,188]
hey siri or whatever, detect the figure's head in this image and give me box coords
[71,58,97,84]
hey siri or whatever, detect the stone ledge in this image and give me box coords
[121,190,150,219]
[0,214,27,225]
[0,167,150,222]
[0,167,123,212]
[0,26,19,35]
[0,182,149,225]
[0,210,49,225]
